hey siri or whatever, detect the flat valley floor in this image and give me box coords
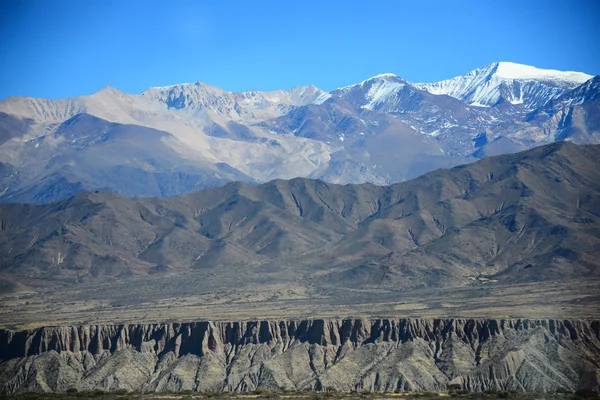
[1,269,599,330]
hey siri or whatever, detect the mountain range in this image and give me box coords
[0,61,598,204]
[1,61,599,396]
[1,141,598,292]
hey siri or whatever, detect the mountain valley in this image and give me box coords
[0,141,599,330]
[1,64,599,395]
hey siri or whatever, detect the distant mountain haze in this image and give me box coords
[0,62,597,204]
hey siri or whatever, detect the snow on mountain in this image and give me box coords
[334,74,408,111]
[361,76,406,110]
[0,61,597,204]
[551,75,600,107]
[414,62,593,109]
[494,62,592,83]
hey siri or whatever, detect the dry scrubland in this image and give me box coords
[1,279,599,331]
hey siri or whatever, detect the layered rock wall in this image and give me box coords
[0,319,598,393]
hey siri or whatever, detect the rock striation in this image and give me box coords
[0,318,599,394]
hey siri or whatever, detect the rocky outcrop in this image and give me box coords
[0,318,599,394]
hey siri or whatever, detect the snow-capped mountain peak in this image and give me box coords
[367,73,398,80]
[414,62,593,109]
[332,73,409,110]
[336,72,403,91]
[494,61,592,83]
[362,80,405,110]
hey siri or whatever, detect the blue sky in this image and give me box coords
[1,0,599,100]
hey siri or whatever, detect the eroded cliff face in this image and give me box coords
[0,319,598,394]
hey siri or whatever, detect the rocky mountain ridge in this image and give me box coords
[0,318,598,393]
[0,141,598,292]
[140,82,332,122]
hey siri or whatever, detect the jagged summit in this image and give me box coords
[140,81,331,120]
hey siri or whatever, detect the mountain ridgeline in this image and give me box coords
[0,62,598,203]
[1,141,599,291]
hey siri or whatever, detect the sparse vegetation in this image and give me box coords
[0,389,591,399]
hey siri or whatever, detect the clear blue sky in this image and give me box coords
[1,0,599,100]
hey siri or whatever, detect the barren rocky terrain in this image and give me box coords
[2,142,599,293]
[1,319,599,394]
[0,142,599,394]
[0,141,598,328]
